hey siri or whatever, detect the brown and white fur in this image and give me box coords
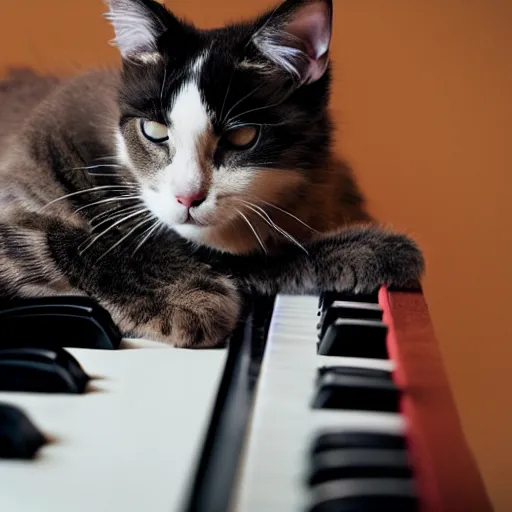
[0,0,424,347]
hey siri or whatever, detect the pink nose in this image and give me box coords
[176,192,207,209]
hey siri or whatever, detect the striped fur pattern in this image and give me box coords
[0,0,424,347]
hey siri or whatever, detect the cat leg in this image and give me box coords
[309,225,425,293]
[0,216,240,348]
[209,224,425,295]
[47,220,241,348]
[0,222,86,298]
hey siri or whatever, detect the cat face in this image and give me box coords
[106,0,333,252]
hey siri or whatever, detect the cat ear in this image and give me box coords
[253,0,333,85]
[104,0,170,58]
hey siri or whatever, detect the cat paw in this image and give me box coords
[357,230,425,293]
[109,274,241,348]
[316,226,425,294]
[166,275,241,348]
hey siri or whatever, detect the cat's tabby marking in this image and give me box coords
[0,0,424,347]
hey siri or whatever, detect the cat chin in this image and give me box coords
[171,223,207,243]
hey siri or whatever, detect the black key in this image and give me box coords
[318,301,383,339]
[0,348,90,391]
[319,292,379,312]
[0,347,90,394]
[0,296,122,350]
[318,319,388,359]
[309,495,418,512]
[308,478,419,512]
[0,403,47,459]
[311,431,406,455]
[307,449,412,486]
[317,366,392,381]
[312,369,400,412]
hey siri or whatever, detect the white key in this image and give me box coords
[234,295,404,512]
[0,338,228,512]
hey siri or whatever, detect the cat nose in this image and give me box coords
[176,192,207,209]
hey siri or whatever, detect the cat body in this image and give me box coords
[0,0,424,347]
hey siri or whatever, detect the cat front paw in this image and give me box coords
[119,274,241,348]
[316,226,425,294]
[167,274,241,348]
[360,229,425,293]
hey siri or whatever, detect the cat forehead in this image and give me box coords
[162,25,251,77]
[166,51,217,125]
[164,47,261,124]
[168,80,211,139]
[120,27,283,128]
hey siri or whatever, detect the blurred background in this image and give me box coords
[1,0,510,508]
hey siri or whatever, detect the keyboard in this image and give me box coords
[234,293,406,511]
[0,290,492,512]
[0,338,228,512]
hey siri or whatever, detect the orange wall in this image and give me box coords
[1,1,511,508]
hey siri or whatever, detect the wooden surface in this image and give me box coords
[0,1,511,509]
[381,288,493,512]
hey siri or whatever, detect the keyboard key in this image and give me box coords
[312,368,400,412]
[318,319,388,359]
[0,296,122,350]
[308,478,419,512]
[318,301,383,339]
[0,347,90,393]
[309,495,418,512]
[0,403,47,459]
[319,292,379,312]
[311,431,406,455]
[317,366,393,381]
[307,449,412,486]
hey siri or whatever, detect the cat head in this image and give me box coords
[105,0,333,253]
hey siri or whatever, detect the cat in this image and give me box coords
[0,0,424,348]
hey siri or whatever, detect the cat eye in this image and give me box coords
[140,120,169,143]
[223,125,260,150]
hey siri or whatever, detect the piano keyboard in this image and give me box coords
[0,338,228,512]
[0,289,492,512]
[234,294,409,511]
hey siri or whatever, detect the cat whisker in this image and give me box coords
[64,162,136,181]
[219,66,236,123]
[74,195,140,214]
[261,121,287,127]
[90,205,145,232]
[64,164,123,172]
[221,20,285,124]
[93,155,119,162]
[240,200,281,229]
[95,214,154,263]
[88,173,129,178]
[228,100,282,125]
[40,185,137,211]
[90,156,123,166]
[224,4,285,125]
[79,208,148,256]
[255,198,319,233]
[227,88,294,126]
[159,66,168,122]
[132,219,162,256]
[236,209,267,254]
[227,120,284,130]
[240,200,309,255]
[89,204,142,225]
[223,83,264,125]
